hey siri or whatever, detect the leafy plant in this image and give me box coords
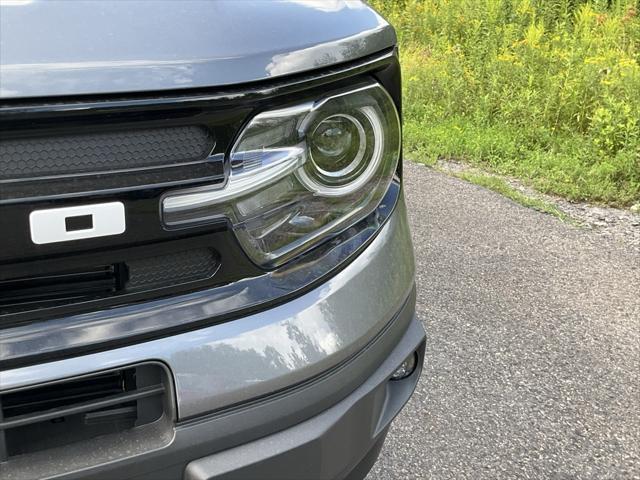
[371,0,640,206]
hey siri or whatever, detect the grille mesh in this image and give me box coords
[127,248,220,292]
[0,126,214,180]
[0,248,220,317]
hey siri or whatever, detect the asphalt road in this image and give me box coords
[367,162,640,480]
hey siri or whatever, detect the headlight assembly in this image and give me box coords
[162,82,400,267]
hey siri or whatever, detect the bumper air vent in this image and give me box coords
[0,363,170,461]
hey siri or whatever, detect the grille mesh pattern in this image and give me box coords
[0,126,214,180]
[127,248,219,292]
[0,248,220,317]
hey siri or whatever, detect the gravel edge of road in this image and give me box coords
[430,159,640,250]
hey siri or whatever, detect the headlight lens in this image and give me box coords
[310,114,365,179]
[162,82,400,267]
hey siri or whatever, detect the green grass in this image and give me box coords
[371,0,640,207]
[455,171,569,220]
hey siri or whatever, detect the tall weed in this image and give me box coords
[371,0,640,205]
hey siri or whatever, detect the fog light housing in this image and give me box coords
[390,352,418,381]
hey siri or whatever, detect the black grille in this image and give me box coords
[0,248,220,317]
[0,160,224,201]
[127,247,220,291]
[0,364,168,460]
[0,126,214,180]
[0,265,126,313]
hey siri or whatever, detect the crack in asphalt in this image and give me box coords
[368,162,640,480]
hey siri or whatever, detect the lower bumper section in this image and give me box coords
[19,315,424,480]
[185,318,425,480]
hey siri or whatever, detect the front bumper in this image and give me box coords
[184,317,425,480]
[1,194,424,480]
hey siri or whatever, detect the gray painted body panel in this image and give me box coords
[0,197,415,419]
[184,320,425,480]
[0,0,395,99]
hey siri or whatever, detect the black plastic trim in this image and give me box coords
[0,384,164,430]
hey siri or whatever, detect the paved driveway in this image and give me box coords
[368,162,640,479]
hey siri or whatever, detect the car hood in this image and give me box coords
[0,0,395,100]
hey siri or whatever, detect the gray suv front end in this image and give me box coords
[0,2,425,479]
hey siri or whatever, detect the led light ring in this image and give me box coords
[297,105,385,197]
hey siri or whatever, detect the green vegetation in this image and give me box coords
[371,0,640,206]
[456,172,569,219]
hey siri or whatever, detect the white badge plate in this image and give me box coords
[29,202,126,245]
